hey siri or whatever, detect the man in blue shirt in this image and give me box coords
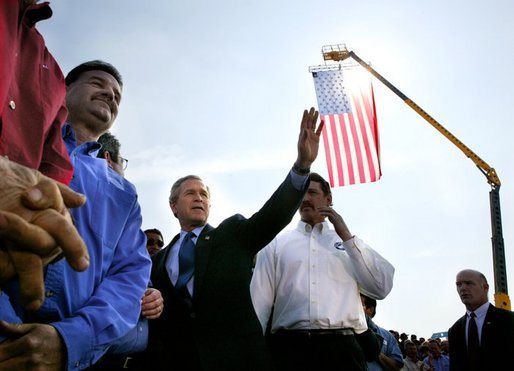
[423,339,449,371]
[361,294,404,371]
[91,131,163,370]
[0,61,151,370]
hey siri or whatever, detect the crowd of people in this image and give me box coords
[1,1,513,371]
[376,330,449,371]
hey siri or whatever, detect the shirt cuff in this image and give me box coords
[289,169,309,191]
[53,318,107,370]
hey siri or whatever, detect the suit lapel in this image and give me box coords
[194,224,214,296]
[152,234,180,288]
[481,304,495,347]
[155,227,213,298]
[455,314,467,350]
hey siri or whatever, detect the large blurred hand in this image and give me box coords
[0,321,65,370]
[0,157,89,310]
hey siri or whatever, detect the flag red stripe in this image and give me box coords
[361,84,381,179]
[329,115,346,186]
[338,114,354,185]
[336,115,351,186]
[321,118,335,187]
[352,90,376,182]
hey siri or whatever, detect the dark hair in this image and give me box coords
[65,60,123,87]
[144,228,164,241]
[360,294,377,317]
[309,172,332,197]
[97,132,121,162]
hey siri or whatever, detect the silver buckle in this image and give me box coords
[123,357,133,369]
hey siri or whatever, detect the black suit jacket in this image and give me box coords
[147,172,306,371]
[448,303,514,371]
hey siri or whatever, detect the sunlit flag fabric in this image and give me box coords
[312,68,381,187]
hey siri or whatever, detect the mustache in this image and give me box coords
[300,201,315,209]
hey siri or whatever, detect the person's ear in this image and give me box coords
[327,194,333,207]
[170,201,180,219]
[103,151,115,169]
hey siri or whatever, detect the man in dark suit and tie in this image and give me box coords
[448,269,514,371]
[147,108,323,371]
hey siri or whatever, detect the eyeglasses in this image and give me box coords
[147,238,164,248]
[119,156,128,170]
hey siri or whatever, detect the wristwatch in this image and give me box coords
[292,162,310,175]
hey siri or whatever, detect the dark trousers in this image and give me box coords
[268,330,367,371]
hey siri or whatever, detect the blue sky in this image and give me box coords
[41,0,514,338]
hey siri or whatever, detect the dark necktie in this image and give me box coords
[467,311,480,368]
[176,231,196,292]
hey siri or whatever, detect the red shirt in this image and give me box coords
[0,1,73,185]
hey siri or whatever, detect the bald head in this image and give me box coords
[455,269,489,311]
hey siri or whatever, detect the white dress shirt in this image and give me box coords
[250,220,395,334]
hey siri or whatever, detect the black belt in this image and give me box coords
[122,357,133,369]
[89,355,134,370]
[274,328,355,338]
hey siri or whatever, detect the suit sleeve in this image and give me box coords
[237,172,307,255]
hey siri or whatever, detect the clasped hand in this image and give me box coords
[0,157,89,311]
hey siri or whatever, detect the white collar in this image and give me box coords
[466,301,490,319]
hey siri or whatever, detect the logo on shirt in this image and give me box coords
[334,242,345,250]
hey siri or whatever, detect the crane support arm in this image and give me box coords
[322,46,509,309]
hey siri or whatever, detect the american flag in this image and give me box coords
[312,68,381,187]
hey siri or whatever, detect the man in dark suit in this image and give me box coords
[147,108,323,371]
[448,269,514,371]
